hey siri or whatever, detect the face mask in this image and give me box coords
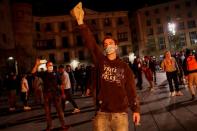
[104,45,117,55]
[47,66,53,72]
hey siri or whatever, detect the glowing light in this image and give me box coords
[168,22,176,35]
[70,59,80,70]
[8,57,14,60]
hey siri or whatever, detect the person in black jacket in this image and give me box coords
[31,59,67,131]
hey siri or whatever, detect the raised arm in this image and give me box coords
[31,59,41,74]
[70,2,104,64]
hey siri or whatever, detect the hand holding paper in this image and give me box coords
[70,2,84,25]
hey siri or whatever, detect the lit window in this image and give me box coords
[158,37,166,50]
[187,20,196,28]
[189,31,197,45]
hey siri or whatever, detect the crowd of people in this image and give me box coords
[1,1,197,131]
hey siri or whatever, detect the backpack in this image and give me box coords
[187,55,197,71]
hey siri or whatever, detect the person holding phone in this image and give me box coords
[31,59,67,131]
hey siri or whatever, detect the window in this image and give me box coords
[103,18,111,26]
[156,18,161,24]
[166,16,171,22]
[187,20,196,28]
[154,8,159,14]
[45,23,52,32]
[117,17,124,25]
[157,26,163,34]
[91,19,96,25]
[46,39,56,49]
[176,14,182,20]
[2,33,7,43]
[185,1,191,7]
[0,10,4,20]
[147,28,153,36]
[36,33,41,39]
[175,4,180,9]
[76,35,83,46]
[178,22,185,30]
[117,32,128,42]
[78,50,85,60]
[36,39,55,50]
[49,53,56,63]
[145,11,149,16]
[158,37,166,50]
[59,22,67,31]
[189,31,197,45]
[164,6,169,11]
[105,32,112,36]
[147,38,156,51]
[16,11,24,18]
[146,20,151,26]
[132,28,137,34]
[35,22,40,31]
[121,46,128,56]
[187,12,193,18]
[64,52,70,62]
[179,33,186,47]
[62,37,69,48]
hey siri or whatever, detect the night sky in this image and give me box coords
[12,0,172,16]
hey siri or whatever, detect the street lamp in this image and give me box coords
[168,22,176,51]
[70,59,79,70]
[7,56,18,74]
[168,22,176,35]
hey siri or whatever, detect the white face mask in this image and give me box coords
[47,66,53,72]
[104,45,117,55]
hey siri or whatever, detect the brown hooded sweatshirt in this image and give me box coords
[79,24,140,113]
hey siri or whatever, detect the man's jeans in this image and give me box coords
[93,111,129,131]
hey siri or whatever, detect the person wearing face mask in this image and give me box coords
[70,2,140,131]
[31,59,68,131]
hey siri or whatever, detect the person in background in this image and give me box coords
[59,65,81,114]
[65,65,76,95]
[32,74,43,105]
[70,2,140,131]
[161,51,183,97]
[183,49,197,100]
[7,72,18,111]
[142,56,154,91]
[21,73,31,111]
[31,59,67,131]
[133,57,143,90]
[78,64,87,96]
[149,56,157,84]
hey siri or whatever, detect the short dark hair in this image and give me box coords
[46,61,53,67]
[185,48,191,56]
[58,64,64,69]
[102,36,118,46]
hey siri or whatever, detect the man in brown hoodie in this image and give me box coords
[70,2,140,131]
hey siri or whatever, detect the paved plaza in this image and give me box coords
[0,72,197,131]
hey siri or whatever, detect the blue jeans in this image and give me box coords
[93,111,129,131]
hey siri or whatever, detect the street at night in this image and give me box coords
[1,0,197,131]
[1,72,197,131]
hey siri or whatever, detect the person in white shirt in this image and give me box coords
[21,74,31,111]
[58,65,80,113]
